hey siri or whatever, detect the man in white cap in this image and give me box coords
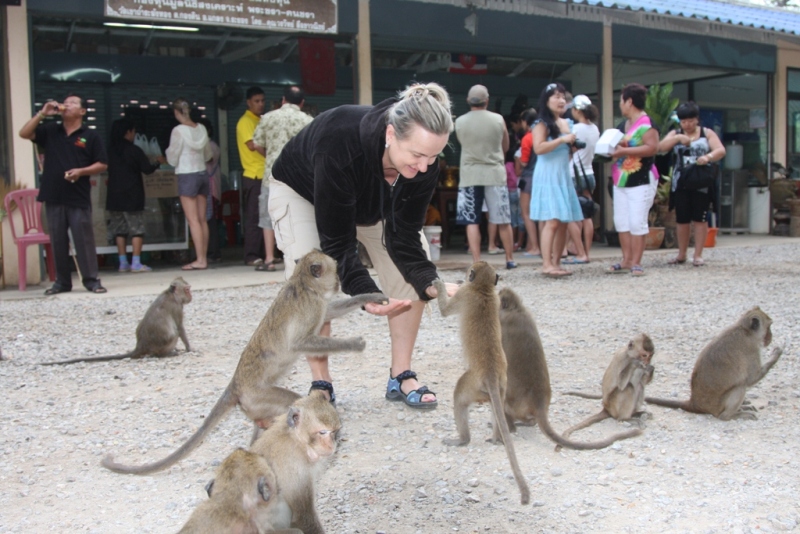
[454,84,516,268]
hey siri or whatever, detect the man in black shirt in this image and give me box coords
[19,94,108,294]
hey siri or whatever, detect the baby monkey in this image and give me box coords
[178,448,301,534]
[562,334,655,442]
[433,262,530,505]
[42,277,193,366]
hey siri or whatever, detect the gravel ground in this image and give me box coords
[1,243,798,534]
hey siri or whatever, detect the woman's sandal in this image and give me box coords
[385,370,438,410]
[606,263,630,274]
[667,257,687,265]
[630,265,645,277]
[309,380,336,405]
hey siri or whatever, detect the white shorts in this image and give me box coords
[268,179,429,301]
[613,179,657,236]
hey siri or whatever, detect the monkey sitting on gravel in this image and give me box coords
[646,306,783,421]
[178,448,302,534]
[561,333,655,445]
[248,391,341,534]
[102,250,386,476]
[42,277,193,366]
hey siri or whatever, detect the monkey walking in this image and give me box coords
[248,391,341,534]
[645,306,783,421]
[433,263,531,506]
[42,277,193,366]
[103,250,386,475]
[498,289,644,451]
[560,333,655,446]
[178,448,302,534]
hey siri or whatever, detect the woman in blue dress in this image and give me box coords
[530,82,584,278]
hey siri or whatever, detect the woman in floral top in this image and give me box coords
[607,83,659,276]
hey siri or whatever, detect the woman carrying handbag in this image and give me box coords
[658,101,726,267]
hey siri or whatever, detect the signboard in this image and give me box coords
[0,0,22,5]
[105,0,337,33]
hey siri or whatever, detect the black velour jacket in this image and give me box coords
[272,98,440,300]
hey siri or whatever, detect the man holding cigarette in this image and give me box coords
[19,94,109,294]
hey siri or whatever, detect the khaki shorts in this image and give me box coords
[268,180,430,301]
[257,181,272,230]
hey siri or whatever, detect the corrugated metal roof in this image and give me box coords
[573,0,800,35]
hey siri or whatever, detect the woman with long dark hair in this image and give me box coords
[529,83,583,278]
[106,118,162,272]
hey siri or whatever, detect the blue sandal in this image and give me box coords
[385,370,438,410]
[309,380,336,405]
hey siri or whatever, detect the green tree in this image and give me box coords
[644,82,679,139]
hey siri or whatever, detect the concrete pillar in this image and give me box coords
[601,19,614,234]
[356,0,372,105]
[2,0,40,289]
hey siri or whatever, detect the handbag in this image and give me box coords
[679,162,718,190]
[573,159,597,219]
[675,126,718,191]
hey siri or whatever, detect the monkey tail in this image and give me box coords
[41,351,140,366]
[644,396,697,412]
[563,391,603,400]
[538,411,642,451]
[102,383,238,475]
[487,383,530,505]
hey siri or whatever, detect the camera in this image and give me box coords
[570,139,587,149]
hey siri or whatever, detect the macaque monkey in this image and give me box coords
[103,250,386,475]
[178,448,302,534]
[646,306,782,421]
[561,334,655,443]
[249,391,341,534]
[498,289,643,451]
[42,277,193,365]
[433,263,530,506]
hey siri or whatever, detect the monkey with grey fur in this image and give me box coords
[249,391,341,534]
[498,289,643,451]
[42,277,193,366]
[103,250,386,475]
[645,306,783,421]
[561,333,655,444]
[433,262,530,505]
[179,448,302,534]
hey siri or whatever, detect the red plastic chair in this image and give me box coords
[4,188,56,291]
[221,189,241,246]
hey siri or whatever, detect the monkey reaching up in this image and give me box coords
[498,289,643,451]
[103,250,386,476]
[561,334,655,444]
[433,263,530,506]
[42,277,193,366]
[178,448,302,534]
[646,306,783,421]
[249,391,341,534]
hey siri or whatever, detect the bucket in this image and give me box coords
[423,225,442,261]
[704,227,718,248]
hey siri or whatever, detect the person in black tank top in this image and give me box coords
[657,101,726,267]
